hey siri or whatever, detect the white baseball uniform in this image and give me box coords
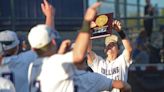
[89,50,132,92]
[28,51,76,92]
[0,77,15,92]
[0,65,13,82]
[74,69,113,92]
[1,50,37,92]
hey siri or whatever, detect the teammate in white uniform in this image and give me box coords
[28,2,101,92]
[87,20,133,92]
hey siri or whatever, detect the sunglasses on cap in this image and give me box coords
[0,41,14,45]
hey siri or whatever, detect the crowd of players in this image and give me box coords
[0,0,133,92]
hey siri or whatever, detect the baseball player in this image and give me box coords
[28,2,100,92]
[58,43,131,92]
[87,20,133,92]
[0,0,59,92]
[0,30,38,92]
[0,44,15,92]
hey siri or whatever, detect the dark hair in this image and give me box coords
[104,42,120,53]
[34,41,57,56]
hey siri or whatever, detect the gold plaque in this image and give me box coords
[95,15,108,27]
[90,13,113,39]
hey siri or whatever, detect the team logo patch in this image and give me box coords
[95,15,108,27]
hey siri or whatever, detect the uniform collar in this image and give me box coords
[105,58,115,64]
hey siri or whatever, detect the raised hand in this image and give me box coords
[41,0,55,18]
[84,2,101,22]
[58,40,71,54]
[41,0,56,30]
[112,20,122,32]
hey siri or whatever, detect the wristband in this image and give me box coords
[118,31,126,39]
[80,21,90,32]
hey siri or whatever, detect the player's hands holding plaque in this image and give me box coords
[112,20,122,32]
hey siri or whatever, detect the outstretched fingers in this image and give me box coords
[84,2,101,22]
[112,20,122,31]
[90,2,101,10]
[43,0,49,7]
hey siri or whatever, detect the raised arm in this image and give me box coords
[73,2,101,64]
[41,0,55,30]
[41,0,62,48]
[112,20,133,63]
